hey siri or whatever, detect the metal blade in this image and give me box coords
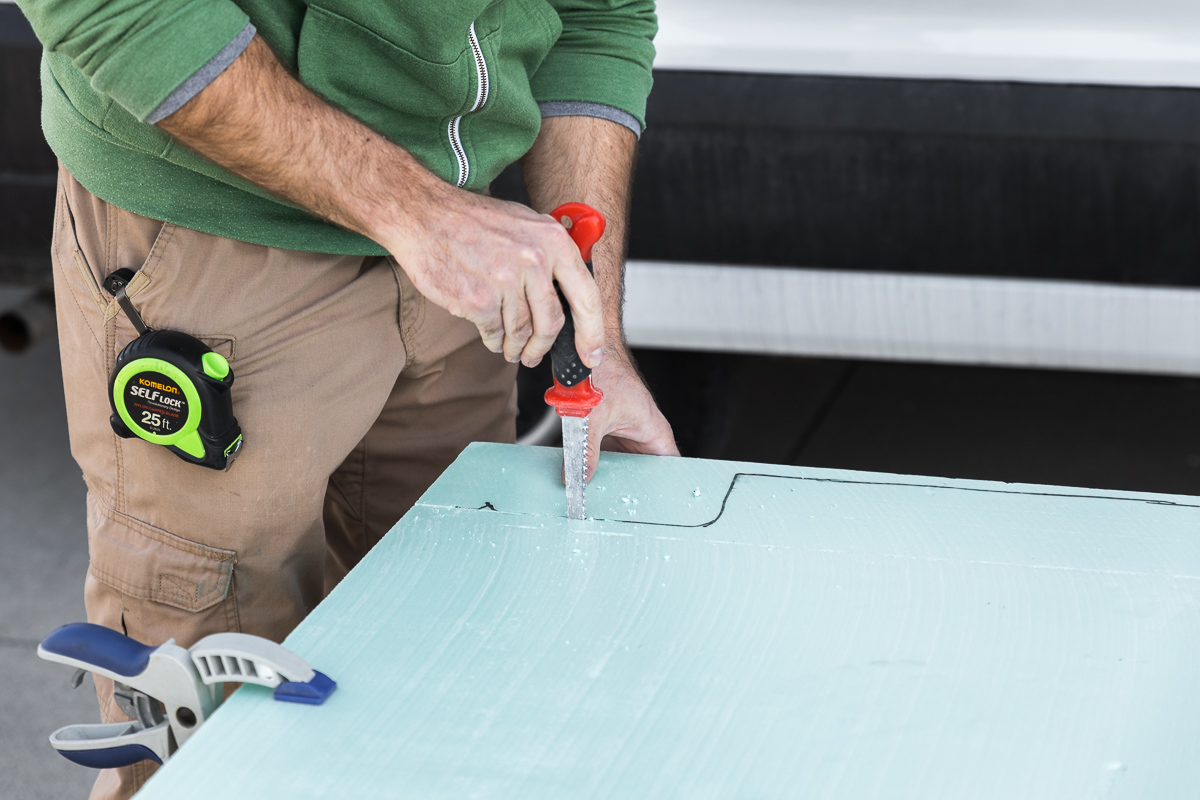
[562,415,589,520]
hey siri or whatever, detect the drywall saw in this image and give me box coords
[544,203,606,520]
[37,623,335,768]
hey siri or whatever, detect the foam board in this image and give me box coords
[136,443,1200,799]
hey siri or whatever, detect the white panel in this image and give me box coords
[655,0,1200,88]
[14,0,1200,87]
[624,261,1200,376]
[11,1,1200,87]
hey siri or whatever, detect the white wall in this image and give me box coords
[625,262,1200,377]
[655,0,1200,87]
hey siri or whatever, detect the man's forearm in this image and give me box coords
[158,35,438,246]
[520,115,638,351]
[156,35,605,368]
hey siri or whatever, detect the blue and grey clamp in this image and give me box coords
[37,623,336,769]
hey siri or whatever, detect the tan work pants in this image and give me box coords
[50,166,518,799]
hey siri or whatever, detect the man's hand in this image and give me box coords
[383,186,603,367]
[582,347,679,480]
[522,115,680,478]
[157,35,602,368]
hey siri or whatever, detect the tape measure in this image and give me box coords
[104,269,243,471]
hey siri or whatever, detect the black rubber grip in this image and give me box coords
[549,260,593,387]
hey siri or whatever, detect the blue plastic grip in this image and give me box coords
[40,623,156,678]
[58,744,163,769]
[274,670,337,705]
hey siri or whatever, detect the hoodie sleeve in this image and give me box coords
[13,0,250,122]
[530,0,657,132]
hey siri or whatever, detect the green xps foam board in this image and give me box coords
[135,443,1200,798]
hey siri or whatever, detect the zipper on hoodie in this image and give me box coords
[449,22,489,188]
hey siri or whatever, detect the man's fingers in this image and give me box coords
[406,200,602,365]
[607,432,681,457]
[500,289,534,363]
[474,312,506,354]
[520,280,566,367]
[551,256,604,368]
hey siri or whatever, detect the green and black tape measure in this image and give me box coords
[104,269,243,471]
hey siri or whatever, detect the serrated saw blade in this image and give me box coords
[562,415,588,520]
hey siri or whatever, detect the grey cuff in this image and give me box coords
[538,101,642,140]
[147,23,256,124]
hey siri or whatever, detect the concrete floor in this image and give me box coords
[0,286,97,800]
[6,284,1200,798]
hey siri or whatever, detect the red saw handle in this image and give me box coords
[553,202,605,262]
[544,203,605,417]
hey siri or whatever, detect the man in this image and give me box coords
[16,1,678,796]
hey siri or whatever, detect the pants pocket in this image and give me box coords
[85,491,237,621]
[52,174,107,334]
[82,491,241,799]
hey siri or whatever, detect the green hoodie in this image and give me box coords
[15,0,656,254]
